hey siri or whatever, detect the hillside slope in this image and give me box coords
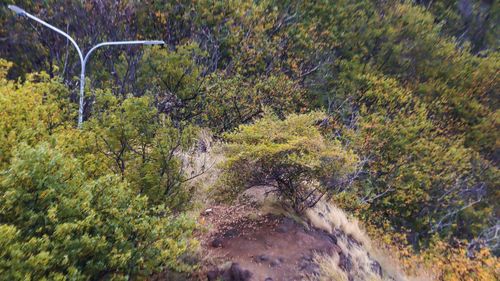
[184,187,417,281]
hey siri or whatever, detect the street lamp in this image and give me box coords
[8,5,165,128]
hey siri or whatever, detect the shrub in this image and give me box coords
[220,111,358,212]
[87,91,197,209]
[0,64,74,169]
[0,144,197,280]
[420,238,499,281]
[366,225,500,281]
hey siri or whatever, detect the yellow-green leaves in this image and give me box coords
[0,69,74,168]
[0,144,196,280]
[221,111,358,211]
[88,93,197,208]
[0,59,12,80]
[0,64,197,280]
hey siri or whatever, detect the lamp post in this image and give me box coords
[8,5,165,128]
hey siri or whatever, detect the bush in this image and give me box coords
[365,224,500,281]
[220,112,358,212]
[421,238,499,281]
[0,63,74,169]
[87,91,197,209]
[0,144,197,280]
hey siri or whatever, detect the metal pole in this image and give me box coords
[79,66,85,127]
[8,5,164,128]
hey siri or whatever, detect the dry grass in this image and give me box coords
[306,201,371,247]
[313,253,349,281]
[179,129,225,210]
[305,201,430,281]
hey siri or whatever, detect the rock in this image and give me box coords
[211,237,223,248]
[253,254,270,263]
[206,263,252,281]
[339,252,353,272]
[276,225,287,233]
[270,258,281,267]
[180,253,199,266]
[222,263,252,281]
[327,233,338,244]
[371,260,383,277]
[223,228,239,238]
[207,269,220,281]
[298,255,320,276]
[238,185,276,206]
[276,217,295,233]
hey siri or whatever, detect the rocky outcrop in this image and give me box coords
[207,263,252,281]
[199,201,406,281]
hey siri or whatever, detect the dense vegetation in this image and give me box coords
[0,0,498,280]
[220,111,358,212]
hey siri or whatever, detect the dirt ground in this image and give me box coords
[196,204,341,281]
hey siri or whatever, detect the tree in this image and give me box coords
[87,91,197,208]
[201,72,308,132]
[221,111,358,212]
[341,74,496,246]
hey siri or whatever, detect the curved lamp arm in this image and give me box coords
[83,40,165,65]
[9,4,86,127]
[8,5,165,128]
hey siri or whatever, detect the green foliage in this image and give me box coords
[365,221,500,281]
[221,111,358,212]
[294,1,498,150]
[0,144,196,280]
[87,91,197,208]
[0,62,74,168]
[0,65,199,279]
[286,0,498,247]
[137,43,205,121]
[202,72,308,132]
[0,0,499,275]
[339,74,497,245]
[419,0,499,52]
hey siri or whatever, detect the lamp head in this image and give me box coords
[8,5,26,16]
[144,40,165,45]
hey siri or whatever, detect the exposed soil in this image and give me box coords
[197,204,341,281]
[152,187,391,281]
